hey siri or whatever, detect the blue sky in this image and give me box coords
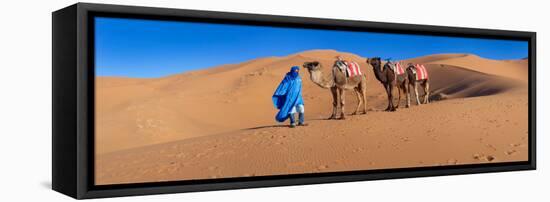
[95,17,528,78]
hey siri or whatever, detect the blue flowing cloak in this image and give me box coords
[272,73,304,122]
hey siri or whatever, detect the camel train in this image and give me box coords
[303,56,430,119]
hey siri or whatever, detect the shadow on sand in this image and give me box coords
[243,117,344,130]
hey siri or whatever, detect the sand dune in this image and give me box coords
[95,50,528,185]
[96,91,528,185]
[407,54,528,82]
[405,53,469,64]
[95,49,374,154]
[426,64,525,99]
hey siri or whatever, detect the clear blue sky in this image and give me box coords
[95,17,528,78]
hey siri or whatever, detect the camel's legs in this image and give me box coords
[360,77,367,114]
[384,84,392,111]
[423,81,430,104]
[396,84,402,109]
[405,83,411,108]
[329,87,338,119]
[339,88,346,119]
[353,88,362,115]
[362,86,368,114]
[388,84,396,111]
[413,82,421,105]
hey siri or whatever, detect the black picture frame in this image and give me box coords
[52,2,536,199]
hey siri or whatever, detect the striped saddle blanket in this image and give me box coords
[414,64,429,80]
[336,60,362,77]
[345,61,362,77]
[393,62,406,75]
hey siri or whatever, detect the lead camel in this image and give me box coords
[303,59,367,120]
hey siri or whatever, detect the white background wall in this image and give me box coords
[0,0,547,201]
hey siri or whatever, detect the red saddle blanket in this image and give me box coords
[345,61,362,77]
[395,62,405,75]
[415,64,429,80]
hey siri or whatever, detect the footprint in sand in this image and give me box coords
[473,154,496,162]
[505,150,517,155]
[447,159,458,165]
[485,144,498,151]
[510,143,523,147]
[473,154,481,160]
[317,165,329,171]
[486,155,496,162]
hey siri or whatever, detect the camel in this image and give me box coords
[406,63,431,104]
[367,57,411,111]
[303,60,367,120]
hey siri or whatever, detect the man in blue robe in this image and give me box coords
[272,66,307,128]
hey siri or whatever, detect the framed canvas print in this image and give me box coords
[52,3,536,199]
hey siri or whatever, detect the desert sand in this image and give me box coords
[95,50,528,185]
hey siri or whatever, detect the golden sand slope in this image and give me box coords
[407,53,528,82]
[95,50,528,185]
[96,91,528,185]
[95,50,370,154]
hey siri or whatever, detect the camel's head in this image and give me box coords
[406,63,415,70]
[303,61,321,73]
[367,57,382,71]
